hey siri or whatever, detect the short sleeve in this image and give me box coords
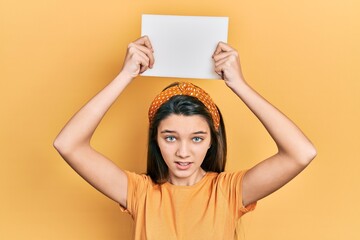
[119,170,150,217]
[218,170,257,219]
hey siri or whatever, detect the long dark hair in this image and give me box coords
[147,82,227,184]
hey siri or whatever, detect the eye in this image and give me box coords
[165,136,176,142]
[192,137,203,143]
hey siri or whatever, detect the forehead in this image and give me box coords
[157,114,210,133]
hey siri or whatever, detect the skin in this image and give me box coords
[54,36,316,209]
[157,114,211,186]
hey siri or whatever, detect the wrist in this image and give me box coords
[227,77,248,92]
[116,70,134,85]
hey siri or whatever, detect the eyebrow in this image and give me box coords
[193,131,208,134]
[160,130,208,134]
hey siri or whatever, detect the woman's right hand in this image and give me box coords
[120,36,155,79]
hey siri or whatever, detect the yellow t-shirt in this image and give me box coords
[120,170,256,240]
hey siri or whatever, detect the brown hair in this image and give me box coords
[146,82,227,184]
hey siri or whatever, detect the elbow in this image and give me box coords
[281,143,317,167]
[297,144,317,166]
[53,135,89,158]
[305,145,317,164]
[53,137,62,152]
[53,137,66,155]
[53,136,75,157]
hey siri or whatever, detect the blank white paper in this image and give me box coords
[141,14,228,79]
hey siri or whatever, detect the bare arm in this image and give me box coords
[213,42,317,206]
[53,36,154,207]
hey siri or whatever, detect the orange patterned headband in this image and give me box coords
[148,82,220,130]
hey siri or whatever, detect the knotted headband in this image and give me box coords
[148,82,220,130]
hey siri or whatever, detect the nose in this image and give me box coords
[175,141,190,159]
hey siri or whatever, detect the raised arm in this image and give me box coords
[213,42,317,206]
[53,36,154,207]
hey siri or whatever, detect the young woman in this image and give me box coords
[54,36,316,239]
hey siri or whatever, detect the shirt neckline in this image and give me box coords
[163,172,217,189]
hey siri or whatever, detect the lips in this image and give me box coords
[175,161,193,170]
[177,162,191,166]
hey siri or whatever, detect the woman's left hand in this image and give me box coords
[212,42,245,89]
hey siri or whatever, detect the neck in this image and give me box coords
[167,169,206,186]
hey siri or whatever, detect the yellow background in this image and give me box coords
[1,0,359,239]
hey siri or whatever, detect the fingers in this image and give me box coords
[213,51,234,63]
[213,41,234,56]
[125,35,155,75]
[134,35,153,52]
[132,35,154,64]
[213,48,239,71]
[128,42,154,68]
[214,53,240,77]
[214,58,227,78]
[212,42,238,77]
[212,42,243,81]
[127,45,151,73]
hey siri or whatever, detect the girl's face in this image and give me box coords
[157,114,211,186]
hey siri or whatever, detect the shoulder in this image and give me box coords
[216,170,257,214]
[123,170,150,181]
[202,170,248,190]
[120,171,157,214]
[123,170,155,190]
[217,170,248,184]
[209,170,249,196]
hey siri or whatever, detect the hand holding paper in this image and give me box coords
[212,42,246,88]
[121,36,155,80]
